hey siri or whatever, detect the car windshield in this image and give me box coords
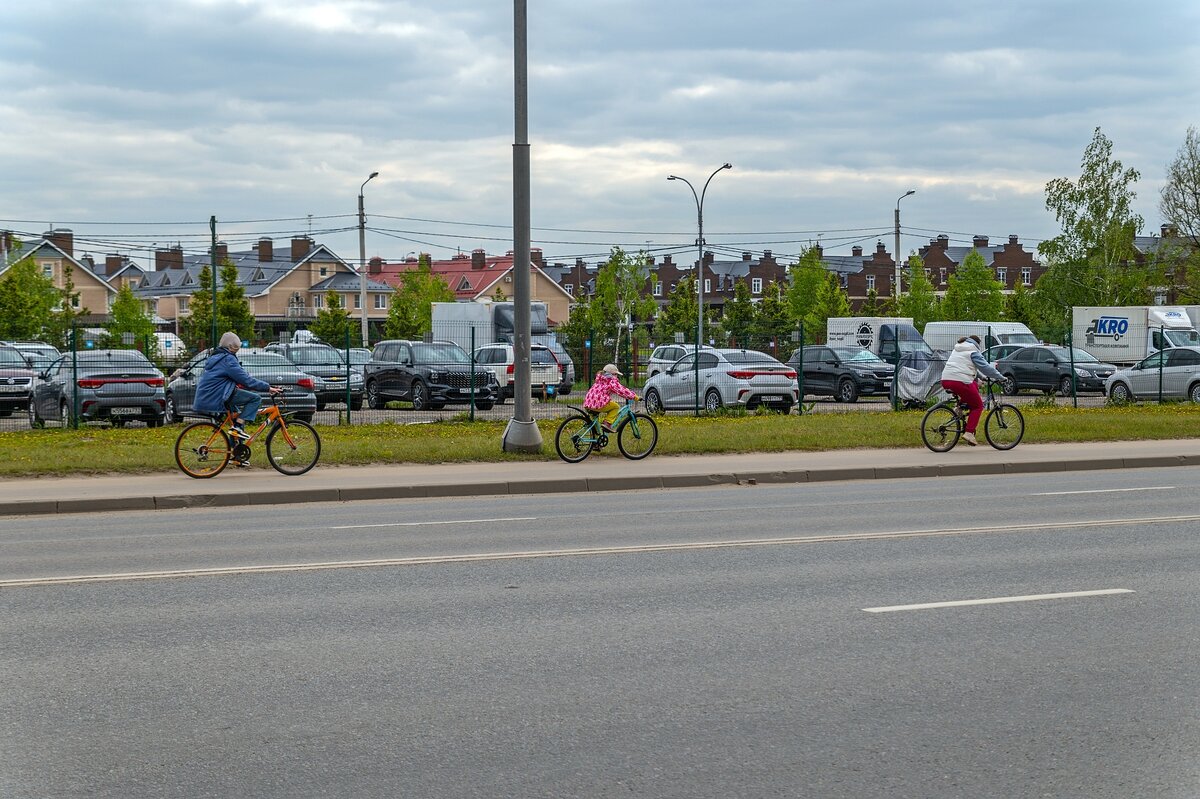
[412,343,470,364]
[832,347,883,363]
[1048,347,1100,363]
[289,347,344,366]
[0,348,27,367]
[349,349,371,365]
[241,353,292,368]
[1164,329,1200,347]
[723,351,779,366]
[1003,333,1039,344]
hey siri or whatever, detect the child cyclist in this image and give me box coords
[583,363,638,432]
[940,334,1005,446]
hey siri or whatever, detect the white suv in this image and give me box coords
[473,343,562,403]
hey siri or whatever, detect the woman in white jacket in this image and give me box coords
[940,335,1006,445]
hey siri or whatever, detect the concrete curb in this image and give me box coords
[2,452,1199,518]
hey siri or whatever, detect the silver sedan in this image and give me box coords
[642,349,798,414]
[1104,346,1200,402]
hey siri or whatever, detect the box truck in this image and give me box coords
[922,321,1038,353]
[1072,306,1200,365]
[826,317,931,362]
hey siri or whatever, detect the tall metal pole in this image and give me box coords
[894,189,915,302]
[668,163,731,415]
[502,0,542,451]
[358,171,378,347]
[209,215,218,350]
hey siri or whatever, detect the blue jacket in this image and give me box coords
[193,348,270,414]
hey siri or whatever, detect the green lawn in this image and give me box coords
[0,402,1198,477]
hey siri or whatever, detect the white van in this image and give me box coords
[154,332,187,357]
[826,317,931,362]
[922,321,1038,353]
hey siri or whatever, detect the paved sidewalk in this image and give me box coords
[0,439,1197,517]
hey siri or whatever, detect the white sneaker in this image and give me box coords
[962,432,978,446]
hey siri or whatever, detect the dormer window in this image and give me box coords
[457,277,472,291]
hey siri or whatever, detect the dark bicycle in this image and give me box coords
[920,379,1024,452]
[554,398,658,463]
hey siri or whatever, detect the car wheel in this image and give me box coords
[1058,375,1074,396]
[1190,383,1200,404]
[59,399,73,428]
[316,399,326,412]
[1002,374,1019,396]
[836,378,859,403]
[495,387,507,405]
[644,388,664,415]
[704,388,722,412]
[28,398,44,429]
[349,396,363,411]
[366,380,384,410]
[777,401,793,415]
[475,401,494,411]
[411,381,430,411]
[147,416,164,428]
[165,392,182,423]
[1109,382,1132,403]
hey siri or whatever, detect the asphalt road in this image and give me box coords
[3,467,1199,798]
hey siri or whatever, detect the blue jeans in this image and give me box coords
[228,388,262,426]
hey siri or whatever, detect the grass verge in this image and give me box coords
[0,402,1197,477]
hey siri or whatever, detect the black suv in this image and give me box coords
[364,340,496,411]
[787,345,894,403]
[265,342,364,410]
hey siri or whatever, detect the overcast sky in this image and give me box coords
[2,0,1198,269]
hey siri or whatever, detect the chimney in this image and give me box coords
[105,254,124,275]
[1009,234,1019,245]
[876,241,887,255]
[1162,224,1178,238]
[973,235,989,248]
[531,247,544,266]
[155,247,170,271]
[763,250,773,262]
[663,255,673,267]
[742,251,752,261]
[935,234,949,249]
[368,256,383,275]
[80,253,95,270]
[44,228,74,257]
[575,257,586,269]
[210,241,228,263]
[290,236,312,261]
[472,249,486,270]
[257,238,273,263]
[852,246,863,257]
[169,245,184,270]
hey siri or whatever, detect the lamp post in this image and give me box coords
[358,171,379,346]
[668,163,732,415]
[894,189,915,302]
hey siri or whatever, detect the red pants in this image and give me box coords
[941,380,982,433]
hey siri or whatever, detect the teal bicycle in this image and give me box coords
[554,398,659,463]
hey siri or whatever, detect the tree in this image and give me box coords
[719,280,755,347]
[748,280,794,357]
[183,264,216,351]
[1005,281,1040,334]
[310,290,353,345]
[588,247,657,366]
[385,259,454,340]
[1160,126,1200,248]
[896,255,941,332]
[0,258,58,340]
[859,288,885,317]
[1034,127,1154,338]
[785,246,827,324]
[103,283,156,350]
[941,250,1005,322]
[217,261,255,342]
[653,274,698,345]
[45,262,87,349]
[804,272,852,341]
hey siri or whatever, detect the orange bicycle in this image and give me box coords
[174,393,321,478]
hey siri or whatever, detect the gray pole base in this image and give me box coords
[502,418,543,452]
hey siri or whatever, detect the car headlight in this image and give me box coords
[428,370,443,382]
[350,373,363,384]
[1074,367,1092,377]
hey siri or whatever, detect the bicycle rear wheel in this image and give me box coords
[175,421,231,478]
[266,420,321,475]
[984,403,1025,450]
[617,413,658,460]
[920,403,962,452]
[554,414,595,463]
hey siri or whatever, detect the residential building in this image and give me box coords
[0,229,117,317]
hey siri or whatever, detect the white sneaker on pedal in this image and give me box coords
[962,432,978,446]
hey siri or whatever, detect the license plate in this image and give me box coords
[0,385,24,392]
[111,407,141,415]
[760,395,782,401]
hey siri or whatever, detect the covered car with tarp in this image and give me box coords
[890,349,949,409]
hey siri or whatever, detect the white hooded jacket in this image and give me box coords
[941,340,1004,384]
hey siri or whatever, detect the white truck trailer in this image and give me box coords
[1072,306,1200,365]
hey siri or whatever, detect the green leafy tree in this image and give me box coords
[785,246,826,324]
[44,262,87,349]
[1034,127,1153,338]
[804,272,852,342]
[102,283,156,350]
[749,280,794,357]
[311,290,353,345]
[896,255,940,331]
[653,274,699,345]
[859,288,885,317]
[0,258,58,340]
[217,261,255,342]
[588,247,658,366]
[183,264,216,351]
[1005,281,1041,333]
[941,250,1006,321]
[720,280,755,347]
[385,259,454,340]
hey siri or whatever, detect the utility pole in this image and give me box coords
[894,190,915,302]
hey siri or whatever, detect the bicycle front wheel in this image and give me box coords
[984,403,1025,450]
[175,421,231,478]
[266,420,321,475]
[920,403,962,453]
[617,413,658,460]
[554,415,595,463]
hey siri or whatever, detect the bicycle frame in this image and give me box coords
[207,397,295,449]
[576,400,637,444]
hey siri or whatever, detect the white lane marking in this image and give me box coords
[1034,486,1174,496]
[331,516,537,530]
[863,588,1134,613]
[4,514,1198,588]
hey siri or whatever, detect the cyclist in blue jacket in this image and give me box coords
[194,332,280,439]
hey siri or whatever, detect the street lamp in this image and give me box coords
[668,163,732,414]
[358,171,379,346]
[894,189,915,302]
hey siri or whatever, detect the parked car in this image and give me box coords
[535,337,575,395]
[646,344,716,379]
[473,342,561,403]
[164,348,318,423]
[365,340,496,411]
[347,347,371,376]
[4,340,61,371]
[1105,346,1200,403]
[29,349,166,428]
[787,345,894,403]
[264,342,364,410]
[642,348,798,414]
[982,343,1028,364]
[995,345,1117,395]
[0,346,38,418]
